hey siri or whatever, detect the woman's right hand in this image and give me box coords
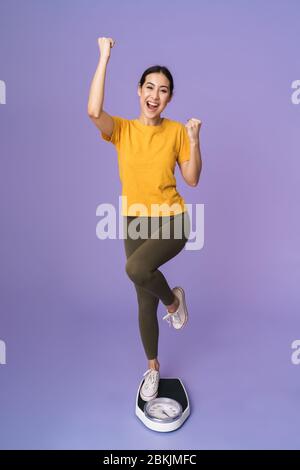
[98,37,115,60]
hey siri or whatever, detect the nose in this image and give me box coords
[150,91,159,100]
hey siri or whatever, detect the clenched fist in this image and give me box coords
[98,37,115,59]
[185,118,202,143]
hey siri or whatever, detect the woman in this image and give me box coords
[88,37,202,402]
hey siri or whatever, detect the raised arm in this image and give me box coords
[87,37,116,137]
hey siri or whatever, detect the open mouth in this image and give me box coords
[146,101,159,111]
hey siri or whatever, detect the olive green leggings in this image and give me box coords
[123,211,191,360]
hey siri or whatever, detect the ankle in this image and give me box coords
[167,295,179,313]
[148,359,160,371]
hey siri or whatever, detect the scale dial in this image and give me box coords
[144,397,183,423]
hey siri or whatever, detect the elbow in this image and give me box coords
[87,107,102,118]
[188,168,202,187]
[188,176,200,187]
[87,110,97,118]
[184,177,198,187]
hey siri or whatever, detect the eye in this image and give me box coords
[146,86,167,93]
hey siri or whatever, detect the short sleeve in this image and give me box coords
[176,123,190,164]
[100,115,124,146]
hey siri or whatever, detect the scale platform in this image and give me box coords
[135,377,190,432]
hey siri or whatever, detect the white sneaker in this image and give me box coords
[140,368,160,401]
[163,286,188,330]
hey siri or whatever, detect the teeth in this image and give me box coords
[147,101,158,107]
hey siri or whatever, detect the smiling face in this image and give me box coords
[137,72,172,125]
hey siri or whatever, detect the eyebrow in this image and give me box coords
[146,81,169,89]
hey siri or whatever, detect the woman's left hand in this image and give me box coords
[185,118,202,143]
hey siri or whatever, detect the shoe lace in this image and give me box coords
[163,310,180,327]
[143,368,159,384]
[162,312,172,327]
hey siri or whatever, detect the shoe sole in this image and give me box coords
[172,286,188,329]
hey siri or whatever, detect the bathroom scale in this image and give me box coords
[135,377,190,432]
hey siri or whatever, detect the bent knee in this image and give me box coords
[125,259,151,286]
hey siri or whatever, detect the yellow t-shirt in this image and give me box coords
[100,117,190,217]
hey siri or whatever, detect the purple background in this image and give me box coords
[1,0,300,450]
